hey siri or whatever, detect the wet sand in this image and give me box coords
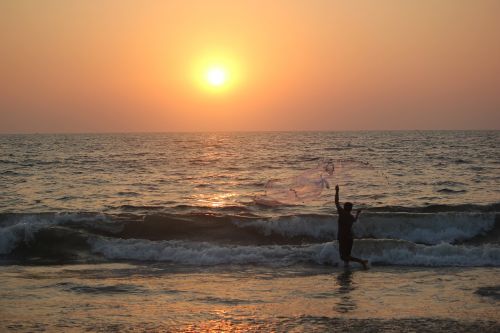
[1,263,499,332]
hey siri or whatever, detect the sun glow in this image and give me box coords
[206,67,227,86]
[191,52,243,94]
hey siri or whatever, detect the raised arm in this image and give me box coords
[335,185,342,211]
[354,209,362,222]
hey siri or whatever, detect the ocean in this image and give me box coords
[0,131,499,332]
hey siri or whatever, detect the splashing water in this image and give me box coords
[254,159,388,206]
[254,160,334,206]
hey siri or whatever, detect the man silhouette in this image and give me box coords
[335,185,368,269]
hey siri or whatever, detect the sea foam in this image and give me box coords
[234,212,496,244]
[88,237,500,267]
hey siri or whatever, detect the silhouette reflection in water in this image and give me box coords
[334,269,357,313]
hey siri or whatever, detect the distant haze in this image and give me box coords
[1,1,499,133]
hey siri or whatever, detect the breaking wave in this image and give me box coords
[0,209,498,266]
[88,238,500,267]
[234,212,497,245]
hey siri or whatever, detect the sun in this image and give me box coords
[191,53,242,93]
[206,67,227,86]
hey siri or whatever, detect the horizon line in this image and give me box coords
[0,128,499,135]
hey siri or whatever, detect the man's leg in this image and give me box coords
[339,240,350,267]
[349,256,368,269]
[339,239,353,266]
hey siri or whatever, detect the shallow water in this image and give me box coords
[1,264,499,332]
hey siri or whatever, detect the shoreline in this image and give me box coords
[1,263,498,332]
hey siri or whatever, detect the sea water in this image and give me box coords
[0,131,499,332]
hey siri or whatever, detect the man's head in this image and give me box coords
[344,202,353,212]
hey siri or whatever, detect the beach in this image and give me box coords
[3,0,500,330]
[1,264,499,332]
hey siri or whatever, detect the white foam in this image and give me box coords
[355,212,496,244]
[0,213,112,254]
[89,237,331,266]
[233,212,496,244]
[0,224,20,254]
[233,215,334,239]
[88,237,500,267]
[355,239,500,266]
[0,215,50,254]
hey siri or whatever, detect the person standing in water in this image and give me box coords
[335,185,369,269]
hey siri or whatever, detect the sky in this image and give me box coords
[1,0,499,133]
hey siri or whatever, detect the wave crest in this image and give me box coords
[88,237,500,267]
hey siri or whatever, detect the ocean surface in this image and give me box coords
[1,131,499,332]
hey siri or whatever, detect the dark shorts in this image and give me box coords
[339,238,353,261]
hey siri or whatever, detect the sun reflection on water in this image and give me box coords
[195,192,238,208]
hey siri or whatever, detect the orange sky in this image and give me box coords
[1,0,499,133]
